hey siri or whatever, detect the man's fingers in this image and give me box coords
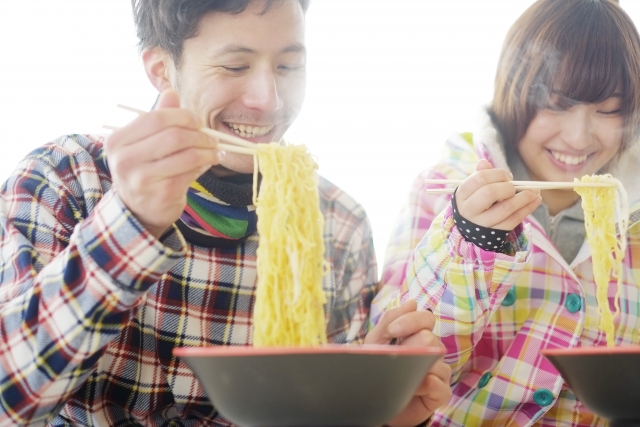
[154,88,181,111]
[127,128,218,164]
[137,147,223,183]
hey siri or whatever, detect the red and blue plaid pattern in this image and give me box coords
[0,134,377,426]
[372,130,640,427]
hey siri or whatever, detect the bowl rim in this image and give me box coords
[542,345,640,357]
[173,344,444,358]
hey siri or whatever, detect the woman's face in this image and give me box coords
[517,95,624,183]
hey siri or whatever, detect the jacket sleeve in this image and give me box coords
[371,132,478,322]
[0,138,185,426]
[326,212,378,345]
[401,207,530,382]
[371,133,531,383]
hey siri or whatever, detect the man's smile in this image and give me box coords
[225,122,274,138]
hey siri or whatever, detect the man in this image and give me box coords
[0,0,451,425]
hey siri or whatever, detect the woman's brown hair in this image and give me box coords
[490,0,640,151]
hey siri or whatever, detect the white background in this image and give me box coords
[1,1,639,271]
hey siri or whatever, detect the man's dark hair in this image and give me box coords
[132,0,310,64]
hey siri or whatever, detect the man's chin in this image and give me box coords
[210,154,256,176]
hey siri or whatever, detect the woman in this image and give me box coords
[372,0,640,425]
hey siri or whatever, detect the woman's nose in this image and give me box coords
[559,107,594,150]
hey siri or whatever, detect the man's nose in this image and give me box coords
[560,107,594,150]
[241,69,283,114]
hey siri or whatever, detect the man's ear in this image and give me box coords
[142,47,175,92]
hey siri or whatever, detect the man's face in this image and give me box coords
[168,0,307,175]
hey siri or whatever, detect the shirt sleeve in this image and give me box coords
[0,140,186,426]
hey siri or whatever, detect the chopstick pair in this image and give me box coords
[423,178,616,194]
[103,104,258,156]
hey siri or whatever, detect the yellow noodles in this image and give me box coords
[574,174,629,347]
[251,143,328,347]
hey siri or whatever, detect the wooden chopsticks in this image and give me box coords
[423,178,616,194]
[103,104,259,156]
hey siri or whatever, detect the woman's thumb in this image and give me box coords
[475,158,493,171]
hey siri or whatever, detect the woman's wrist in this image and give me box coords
[451,188,511,253]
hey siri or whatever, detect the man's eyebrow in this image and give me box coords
[209,43,306,58]
[209,44,256,58]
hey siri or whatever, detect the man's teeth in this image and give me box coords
[551,151,588,166]
[227,123,273,138]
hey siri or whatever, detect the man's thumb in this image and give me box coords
[154,88,181,110]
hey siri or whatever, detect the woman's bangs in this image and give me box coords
[552,7,625,104]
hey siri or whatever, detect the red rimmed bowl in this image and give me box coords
[173,344,443,427]
[542,346,640,427]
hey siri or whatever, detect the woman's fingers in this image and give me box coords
[474,189,541,229]
[491,191,543,230]
[456,168,513,201]
[460,181,516,217]
[414,361,452,395]
[475,158,493,171]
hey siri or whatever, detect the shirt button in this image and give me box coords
[502,287,516,307]
[533,388,554,406]
[565,293,582,313]
[478,372,492,388]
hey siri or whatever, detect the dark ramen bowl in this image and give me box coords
[542,346,640,427]
[173,344,443,427]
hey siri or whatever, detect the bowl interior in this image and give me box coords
[174,345,443,427]
[542,346,640,426]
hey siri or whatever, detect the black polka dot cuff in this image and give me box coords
[451,188,510,253]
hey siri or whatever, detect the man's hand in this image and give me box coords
[365,300,452,427]
[105,89,224,238]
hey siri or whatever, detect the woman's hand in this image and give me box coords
[366,300,452,426]
[455,159,541,230]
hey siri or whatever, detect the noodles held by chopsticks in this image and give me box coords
[251,143,328,347]
[111,105,329,346]
[574,174,629,347]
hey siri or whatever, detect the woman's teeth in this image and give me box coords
[227,123,273,138]
[551,151,588,166]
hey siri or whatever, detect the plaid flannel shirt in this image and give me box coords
[0,134,377,426]
[371,122,640,426]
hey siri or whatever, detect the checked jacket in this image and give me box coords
[371,113,640,427]
[0,134,377,426]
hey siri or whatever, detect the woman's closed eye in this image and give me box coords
[598,109,622,116]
